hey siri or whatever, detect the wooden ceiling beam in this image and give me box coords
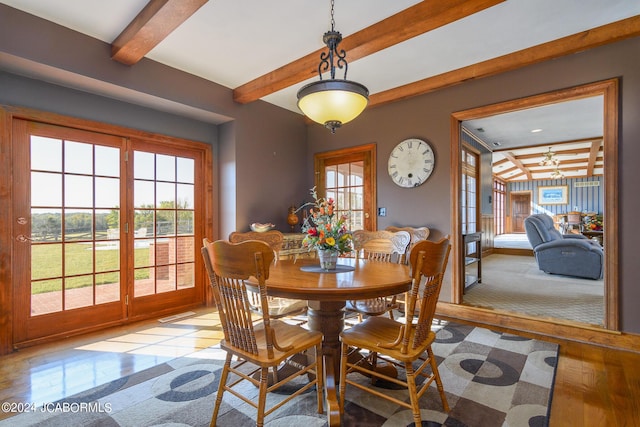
[111,0,208,65]
[530,158,600,167]
[502,152,532,180]
[512,149,602,162]
[493,158,510,167]
[536,164,593,173]
[492,137,603,153]
[497,170,527,180]
[370,15,640,108]
[494,145,604,181]
[587,139,603,177]
[495,165,519,175]
[232,0,505,104]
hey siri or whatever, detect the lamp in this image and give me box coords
[297,0,369,133]
[539,147,560,167]
[550,167,565,179]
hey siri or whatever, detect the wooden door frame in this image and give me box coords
[313,143,377,231]
[0,105,214,354]
[450,79,619,331]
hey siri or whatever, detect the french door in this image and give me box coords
[127,139,202,319]
[313,144,376,232]
[12,120,206,345]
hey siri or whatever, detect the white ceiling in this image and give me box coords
[464,96,605,181]
[1,0,638,114]
[1,0,637,181]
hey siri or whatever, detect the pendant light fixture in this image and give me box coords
[539,147,560,167]
[550,167,565,179]
[297,0,369,133]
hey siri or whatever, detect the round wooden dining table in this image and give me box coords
[248,256,411,426]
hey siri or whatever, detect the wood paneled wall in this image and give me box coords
[481,214,494,256]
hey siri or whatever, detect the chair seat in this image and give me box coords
[345,297,398,317]
[348,230,411,321]
[202,239,325,426]
[339,238,451,426]
[250,297,308,318]
[341,315,435,362]
[221,319,322,365]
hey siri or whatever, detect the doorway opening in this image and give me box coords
[450,79,619,331]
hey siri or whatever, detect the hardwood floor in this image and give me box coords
[0,307,638,426]
[550,339,640,426]
[0,309,224,421]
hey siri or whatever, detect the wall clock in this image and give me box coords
[387,138,435,188]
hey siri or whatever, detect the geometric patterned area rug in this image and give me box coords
[0,322,558,427]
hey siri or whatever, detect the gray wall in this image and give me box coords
[0,71,217,143]
[306,37,640,333]
[1,4,639,334]
[0,3,309,239]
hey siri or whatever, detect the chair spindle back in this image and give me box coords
[403,237,451,352]
[202,239,275,357]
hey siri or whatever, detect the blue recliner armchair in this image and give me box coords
[524,214,603,280]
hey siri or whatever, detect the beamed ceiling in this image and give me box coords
[463,96,605,181]
[0,1,638,162]
[490,139,603,182]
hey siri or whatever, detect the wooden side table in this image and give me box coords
[463,232,482,291]
[581,230,603,245]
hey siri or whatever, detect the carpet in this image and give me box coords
[1,322,558,427]
[465,254,604,326]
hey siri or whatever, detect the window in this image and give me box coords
[314,144,376,232]
[10,116,212,346]
[493,179,506,235]
[461,146,479,235]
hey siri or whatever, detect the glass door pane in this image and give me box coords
[324,161,364,231]
[30,136,121,316]
[133,151,195,297]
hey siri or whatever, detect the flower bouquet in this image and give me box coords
[300,187,352,269]
[584,214,603,231]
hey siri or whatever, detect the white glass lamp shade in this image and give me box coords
[297,79,369,130]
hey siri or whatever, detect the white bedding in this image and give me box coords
[493,233,533,249]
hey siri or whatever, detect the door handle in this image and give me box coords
[16,234,32,242]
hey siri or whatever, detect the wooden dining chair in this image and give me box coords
[201,239,324,427]
[228,230,308,319]
[338,237,451,426]
[385,226,431,313]
[345,230,411,321]
[385,226,430,263]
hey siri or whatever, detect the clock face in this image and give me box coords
[387,138,435,188]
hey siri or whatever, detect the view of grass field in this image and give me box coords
[31,244,150,294]
[25,143,197,307]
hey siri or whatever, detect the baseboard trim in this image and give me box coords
[493,247,534,256]
[436,302,640,353]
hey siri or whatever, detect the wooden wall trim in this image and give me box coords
[0,107,12,355]
[371,16,640,108]
[436,302,640,354]
[450,78,620,331]
[603,79,619,330]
